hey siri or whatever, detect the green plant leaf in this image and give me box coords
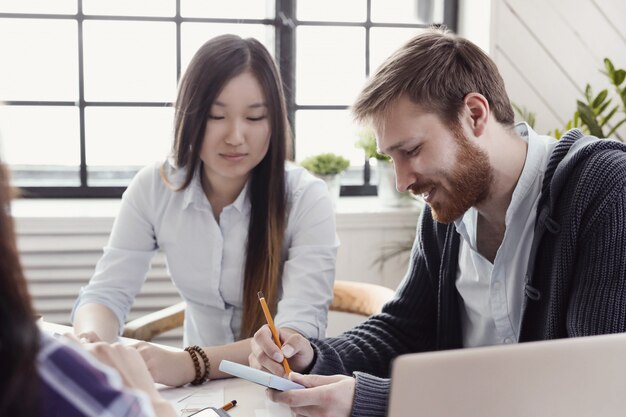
[585,84,593,102]
[577,100,604,137]
[604,58,615,78]
[592,89,609,109]
[596,100,611,116]
[355,129,390,161]
[614,69,626,87]
[553,128,563,139]
[599,105,619,127]
[300,153,350,176]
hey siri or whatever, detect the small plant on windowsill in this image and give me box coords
[355,129,390,162]
[300,152,350,177]
[300,153,350,204]
[355,129,416,207]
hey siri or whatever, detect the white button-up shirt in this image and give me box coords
[72,161,339,346]
[454,123,557,347]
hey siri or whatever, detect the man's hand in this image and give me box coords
[268,373,355,417]
[133,341,197,387]
[249,325,315,376]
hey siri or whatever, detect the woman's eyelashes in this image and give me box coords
[207,114,267,121]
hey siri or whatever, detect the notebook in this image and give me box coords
[388,332,626,417]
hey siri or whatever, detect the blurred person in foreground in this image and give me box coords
[0,159,177,417]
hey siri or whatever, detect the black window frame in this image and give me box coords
[2,0,458,198]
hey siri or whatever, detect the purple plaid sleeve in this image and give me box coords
[37,332,155,417]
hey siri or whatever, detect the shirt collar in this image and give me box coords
[182,166,204,210]
[504,122,546,224]
[182,168,251,215]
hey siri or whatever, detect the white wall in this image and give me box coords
[460,0,626,138]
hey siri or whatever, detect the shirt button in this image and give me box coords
[493,282,501,290]
[503,338,513,344]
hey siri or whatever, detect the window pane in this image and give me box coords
[295,110,363,165]
[0,0,76,14]
[297,0,365,22]
[296,27,365,105]
[0,19,78,101]
[370,27,426,75]
[371,0,444,24]
[181,0,274,19]
[83,21,177,102]
[0,106,80,186]
[83,0,174,17]
[85,106,173,185]
[181,23,274,76]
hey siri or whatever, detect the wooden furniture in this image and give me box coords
[123,280,395,341]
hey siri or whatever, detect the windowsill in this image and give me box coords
[12,196,423,233]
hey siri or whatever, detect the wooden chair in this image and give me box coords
[123,280,395,342]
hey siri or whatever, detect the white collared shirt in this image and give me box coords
[454,123,557,347]
[72,161,339,346]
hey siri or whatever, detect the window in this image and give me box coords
[0,0,457,198]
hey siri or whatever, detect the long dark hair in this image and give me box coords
[162,34,289,339]
[0,163,40,416]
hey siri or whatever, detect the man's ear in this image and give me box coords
[462,93,489,137]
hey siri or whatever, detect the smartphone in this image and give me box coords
[219,360,305,391]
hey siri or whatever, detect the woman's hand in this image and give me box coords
[268,372,356,417]
[133,341,197,387]
[74,330,102,343]
[249,325,315,376]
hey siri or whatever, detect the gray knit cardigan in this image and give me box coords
[309,130,626,417]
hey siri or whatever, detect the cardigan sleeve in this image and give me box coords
[307,211,442,417]
[567,164,626,335]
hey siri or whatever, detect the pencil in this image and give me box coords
[220,400,237,411]
[257,291,292,375]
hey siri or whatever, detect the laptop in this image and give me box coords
[388,333,626,417]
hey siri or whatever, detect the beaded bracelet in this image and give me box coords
[184,345,211,385]
[184,346,202,385]
[191,346,211,384]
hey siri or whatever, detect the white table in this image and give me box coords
[39,321,292,417]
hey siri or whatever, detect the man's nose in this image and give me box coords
[393,160,414,192]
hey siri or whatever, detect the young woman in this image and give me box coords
[0,161,177,417]
[72,34,338,386]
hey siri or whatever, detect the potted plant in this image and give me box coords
[356,129,414,207]
[514,58,626,140]
[300,153,350,204]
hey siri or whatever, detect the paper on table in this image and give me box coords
[254,397,294,417]
[158,385,224,417]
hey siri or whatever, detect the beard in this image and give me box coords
[412,128,493,224]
